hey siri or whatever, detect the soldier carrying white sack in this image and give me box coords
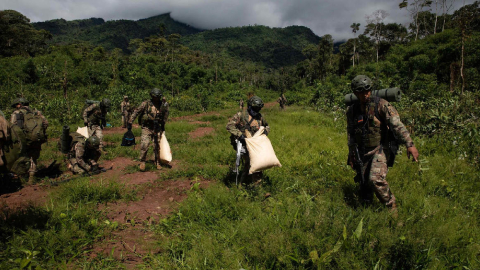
[226,96,270,185]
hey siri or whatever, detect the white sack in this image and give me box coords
[76,127,90,138]
[159,132,172,164]
[245,126,282,174]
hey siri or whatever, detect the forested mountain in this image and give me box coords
[33,13,323,68]
[180,25,321,68]
[33,13,202,52]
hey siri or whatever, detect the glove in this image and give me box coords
[84,122,88,127]
[264,129,269,136]
[238,135,246,144]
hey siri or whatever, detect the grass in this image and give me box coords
[1,104,479,269]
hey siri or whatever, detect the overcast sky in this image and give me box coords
[1,0,474,41]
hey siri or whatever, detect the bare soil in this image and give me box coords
[188,127,215,140]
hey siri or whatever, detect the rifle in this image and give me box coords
[350,145,366,185]
[234,139,246,186]
[50,166,113,186]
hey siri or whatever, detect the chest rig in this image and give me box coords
[239,112,262,135]
[87,105,104,124]
[141,101,166,125]
[351,97,384,152]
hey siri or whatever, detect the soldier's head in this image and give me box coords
[247,96,264,112]
[100,98,111,110]
[11,98,27,108]
[150,88,163,102]
[351,75,373,103]
[86,136,101,150]
[123,96,128,101]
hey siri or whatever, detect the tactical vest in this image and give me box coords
[350,97,384,151]
[239,112,264,135]
[140,101,167,127]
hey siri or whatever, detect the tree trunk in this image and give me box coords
[415,11,420,40]
[434,0,439,34]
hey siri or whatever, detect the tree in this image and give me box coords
[318,34,334,80]
[350,23,361,67]
[365,10,389,62]
[399,0,433,40]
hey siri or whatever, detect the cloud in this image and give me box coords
[1,0,476,41]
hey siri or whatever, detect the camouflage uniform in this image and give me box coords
[0,112,10,167]
[10,105,48,178]
[129,99,169,165]
[346,97,414,206]
[83,103,106,148]
[277,94,287,110]
[121,98,131,128]
[226,110,270,184]
[239,99,244,110]
[67,135,101,174]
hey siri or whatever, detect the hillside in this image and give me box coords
[180,25,321,68]
[32,13,202,51]
[33,14,323,68]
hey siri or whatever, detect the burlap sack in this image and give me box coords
[245,126,281,174]
[159,132,172,164]
[76,127,90,138]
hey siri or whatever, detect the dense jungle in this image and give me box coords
[0,1,479,268]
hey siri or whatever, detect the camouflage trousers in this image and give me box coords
[239,154,263,185]
[67,158,98,174]
[122,113,131,128]
[27,145,41,174]
[89,125,104,149]
[357,149,396,207]
[139,127,162,164]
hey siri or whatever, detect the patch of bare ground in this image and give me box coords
[172,111,220,121]
[102,124,140,136]
[91,179,211,268]
[0,184,50,212]
[188,127,215,140]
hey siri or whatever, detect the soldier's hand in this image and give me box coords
[238,135,246,144]
[407,146,419,162]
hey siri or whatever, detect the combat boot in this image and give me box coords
[139,162,146,171]
[156,163,162,170]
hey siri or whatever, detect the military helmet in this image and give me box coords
[86,136,101,149]
[123,95,128,99]
[351,75,373,92]
[248,96,264,108]
[100,98,111,109]
[150,88,163,98]
[11,97,27,108]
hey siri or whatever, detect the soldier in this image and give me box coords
[0,108,9,168]
[128,88,169,171]
[346,75,419,212]
[239,99,244,110]
[121,96,131,128]
[277,93,287,110]
[83,98,111,151]
[226,96,270,185]
[67,135,102,174]
[10,97,49,182]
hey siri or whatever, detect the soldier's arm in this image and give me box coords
[346,106,356,147]
[83,104,97,124]
[162,102,169,124]
[33,108,49,127]
[382,102,413,147]
[226,112,243,138]
[262,117,270,135]
[75,142,91,171]
[129,101,147,124]
[10,112,17,125]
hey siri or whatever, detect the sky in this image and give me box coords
[1,0,475,41]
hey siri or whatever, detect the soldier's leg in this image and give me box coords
[154,130,162,169]
[369,150,396,207]
[240,154,251,185]
[90,125,104,149]
[139,127,153,170]
[122,115,126,128]
[27,147,41,182]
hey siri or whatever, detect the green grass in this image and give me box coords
[1,105,479,269]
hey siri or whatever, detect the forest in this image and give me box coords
[0,1,480,268]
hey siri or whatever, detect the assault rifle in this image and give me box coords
[350,145,365,185]
[234,139,247,186]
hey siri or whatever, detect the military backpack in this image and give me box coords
[14,109,48,145]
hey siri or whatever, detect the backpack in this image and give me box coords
[121,129,136,146]
[16,109,48,145]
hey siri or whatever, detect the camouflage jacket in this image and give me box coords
[129,100,169,130]
[83,103,107,126]
[0,114,10,166]
[10,106,49,128]
[346,97,413,151]
[120,101,131,115]
[226,111,270,138]
[70,139,101,171]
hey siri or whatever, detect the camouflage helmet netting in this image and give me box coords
[87,136,101,148]
[248,96,264,108]
[351,75,373,92]
[150,88,163,98]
